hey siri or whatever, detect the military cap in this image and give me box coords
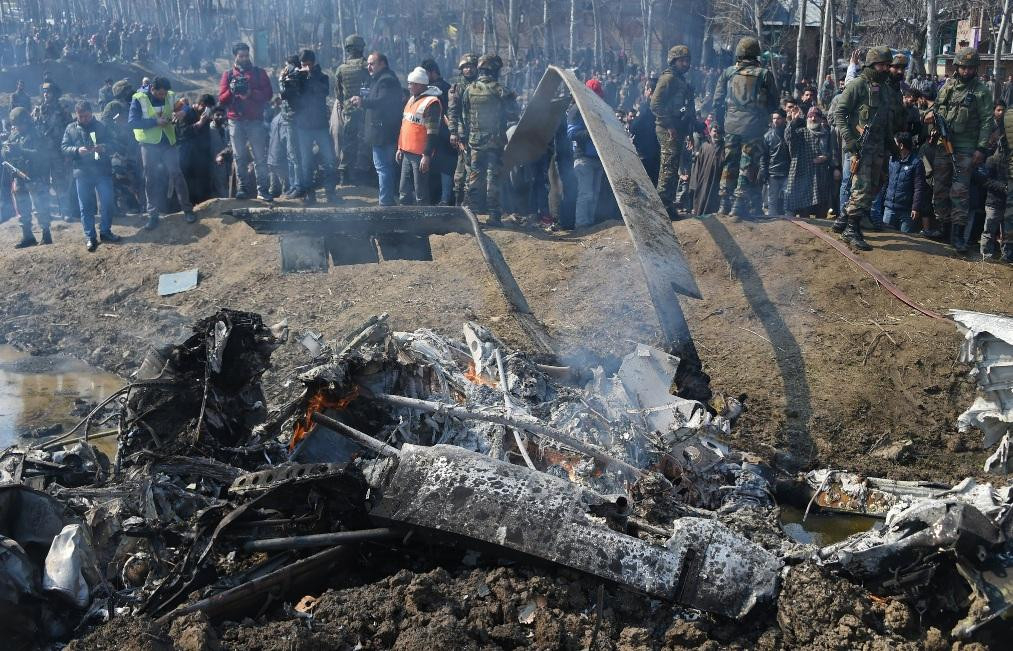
[735,37,761,60]
[345,34,365,51]
[865,46,893,66]
[891,53,909,68]
[8,107,28,123]
[40,81,61,95]
[667,45,691,63]
[953,47,979,68]
[458,53,479,69]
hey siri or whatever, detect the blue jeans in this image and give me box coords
[229,119,270,195]
[839,152,852,212]
[296,127,336,192]
[76,174,115,239]
[372,144,397,206]
[573,156,603,228]
[440,172,453,204]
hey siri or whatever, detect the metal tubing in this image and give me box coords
[310,412,399,457]
[241,527,400,552]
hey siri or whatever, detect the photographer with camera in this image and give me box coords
[276,55,304,198]
[218,42,273,201]
[281,49,337,203]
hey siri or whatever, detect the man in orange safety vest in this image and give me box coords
[397,66,443,205]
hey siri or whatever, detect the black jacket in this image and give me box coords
[61,119,116,177]
[362,66,403,146]
[760,126,789,179]
[294,64,331,130]
[630,100,660,162]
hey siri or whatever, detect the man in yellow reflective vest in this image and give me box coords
[127,76,196,229]
[396,67,442,205]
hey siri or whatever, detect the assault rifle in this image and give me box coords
[849,106,880,175]
[931,110,957,164]
[2,160,30,182]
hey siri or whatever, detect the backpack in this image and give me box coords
[727,65,765,113]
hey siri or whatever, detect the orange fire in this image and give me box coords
[289,386,360,450]
[464,361,499,388]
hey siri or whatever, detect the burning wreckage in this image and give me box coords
[1,308,1011,647]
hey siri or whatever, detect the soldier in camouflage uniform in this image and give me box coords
[448,53,478,205]
[712,37,779,218]
[335,34,371,185]
[992,102,1013,262]
[460,54,518,224]
[651,44,695,218]
[833,46,896,251]
[925,47,993,253]
[32,81,75,222]
[2,107,53,248]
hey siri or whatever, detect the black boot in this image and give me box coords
[144,214,160,230]
[831,211,848,233]
[40,228,52,245]
[14,228,37,249]
[841,222,872,251]
[950,225,968,254]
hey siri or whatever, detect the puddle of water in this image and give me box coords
[779,504,879,546]
[0,345,124,449]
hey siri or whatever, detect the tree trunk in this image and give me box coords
[925,0,937,75]
[817,0,828,89]
[543,0,552,62]
[753,0,764,52]
[795,0,807,87]
[569,0,576,66]
[337,0,345,58]
[994,0,1011,97]
[508,0,516,63]
[591,0,600,70]
[828,0,837,81]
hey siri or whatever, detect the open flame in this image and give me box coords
[289,386,360,450]
[464,361,499,388]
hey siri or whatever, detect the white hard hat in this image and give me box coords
[407,67,429,85]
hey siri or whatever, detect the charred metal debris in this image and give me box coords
[1,309,1011,647]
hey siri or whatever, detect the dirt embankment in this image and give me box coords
[2,197,1011,483]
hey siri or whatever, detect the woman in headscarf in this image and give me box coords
[783,105,834,218]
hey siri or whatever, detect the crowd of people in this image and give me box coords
[0,24,1010,263]
[0,21,227,72]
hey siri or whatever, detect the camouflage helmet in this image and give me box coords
[458,53,479,70]
[8,106,28,124]
[667,45,690,63]
[735,37,761,60]
[865,46,893,67]
[953,47,979,68]
[891,52,909,68]
[344,34,365,52]
[478,54,502,72]
[112,79,133,100]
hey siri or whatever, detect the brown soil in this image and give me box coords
[3,197,1008,484]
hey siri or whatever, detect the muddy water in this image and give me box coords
[779,504,879,546]
[0,345,123,448]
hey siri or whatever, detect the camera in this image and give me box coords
[229,73,250,96]
[280,64,306,91]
